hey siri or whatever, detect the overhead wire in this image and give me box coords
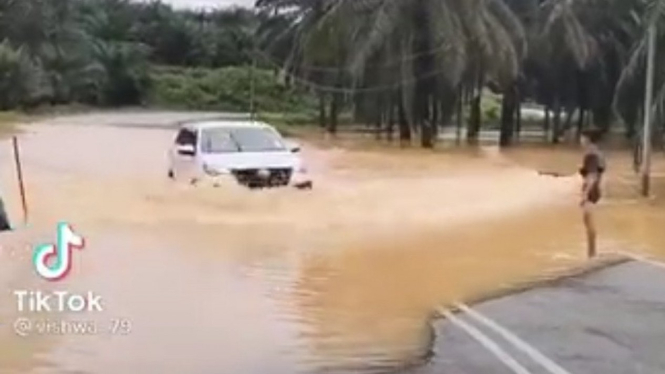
[251,6,464,94]
[255,49,457,93]
[255,43,454,74]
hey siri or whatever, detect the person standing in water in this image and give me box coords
[0,195,10,231]
[579,128,605,258]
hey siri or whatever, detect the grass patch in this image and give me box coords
[149,66,317,114]
[0,111,25,138]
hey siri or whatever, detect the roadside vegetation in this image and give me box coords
[149,65,315,113]
[0,0,664,150]
[0,112,23,138]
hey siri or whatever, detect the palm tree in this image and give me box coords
[530,0,596,143]
[0,40,40,109]
[525,0,640,144]
[309,0,525,147]
[257,0,347,133]
[615,0,665,150]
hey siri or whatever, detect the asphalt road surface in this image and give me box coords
[413,256,665,374]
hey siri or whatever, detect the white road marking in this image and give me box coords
[613,250,665,271]
[438,308,533,374]
[455,303,573,374]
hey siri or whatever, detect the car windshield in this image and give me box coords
[200,126,286,153]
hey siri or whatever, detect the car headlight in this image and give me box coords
[203,164,230,176]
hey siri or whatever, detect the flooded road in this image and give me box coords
[0,112,663,374]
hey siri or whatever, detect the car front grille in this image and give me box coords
[231,168,293,188]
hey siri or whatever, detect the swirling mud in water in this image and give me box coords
[1,112,664,373]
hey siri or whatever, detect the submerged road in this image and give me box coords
[2,111,665,373]
[414,256,665,374]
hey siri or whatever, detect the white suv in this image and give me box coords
[168,120,312,189]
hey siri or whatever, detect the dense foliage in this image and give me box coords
[1,0,665,149]
[256,0,665,148]
[0,0,292,111]
[150,65,315,113]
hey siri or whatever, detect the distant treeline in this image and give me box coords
[0,0,301,112]
[254,0,665,147]
[2,0,665,148]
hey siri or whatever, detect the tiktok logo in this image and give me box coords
[32,222,85,281]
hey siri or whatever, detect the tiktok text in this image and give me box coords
[14,290,104,313]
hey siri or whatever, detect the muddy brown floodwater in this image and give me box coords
[0,112,664,374]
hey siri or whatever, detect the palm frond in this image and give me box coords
[644,0,665,29]
[348,0,406,74]
[483,7,520,86]
[427,0,468,87]
[543,0,593,68]
[487,0,527,60]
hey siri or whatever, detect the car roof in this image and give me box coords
[179,120,273,131]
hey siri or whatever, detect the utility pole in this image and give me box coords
[641,23,656,197]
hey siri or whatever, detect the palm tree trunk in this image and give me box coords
[500,84,516,147]
[327,67,344,135]
[352,92,364,124]
[412,0,435,148]
[467,69,483,144]
[431,97,440,145]
[420,115,434,148]
[552,99,562,144]
[456,87,464,145]
[397,87,410,146]
[515,91,522,142]
[329,95,339,135]
[468,95,482,144]
[318,92,327,128]
[375,94,383,140]
[387,92,395,141]
[440,97,452,140]
[633,126,642,173]
[419,91,434,148]
[543,105,551,141]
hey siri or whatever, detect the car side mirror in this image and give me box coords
[176,144,196,156]
[284,140,300,153]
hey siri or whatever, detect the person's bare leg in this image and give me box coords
[582,203,597,258]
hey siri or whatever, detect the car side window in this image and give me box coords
[175,129,197,146]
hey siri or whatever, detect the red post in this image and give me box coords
[12,136,28,224]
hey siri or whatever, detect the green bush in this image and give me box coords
[482,92,502,124]
[0,41,41,109]
[257,112,318,126]
[149,66,316,114]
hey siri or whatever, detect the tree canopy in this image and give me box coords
[0,0,263,108]
[257,0,665,148]
[0,0,664,148]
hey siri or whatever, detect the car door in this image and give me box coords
[171,128,198,181]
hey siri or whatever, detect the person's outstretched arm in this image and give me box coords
[538,171,576,177]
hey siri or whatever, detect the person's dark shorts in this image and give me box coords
[586,184,602,204]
